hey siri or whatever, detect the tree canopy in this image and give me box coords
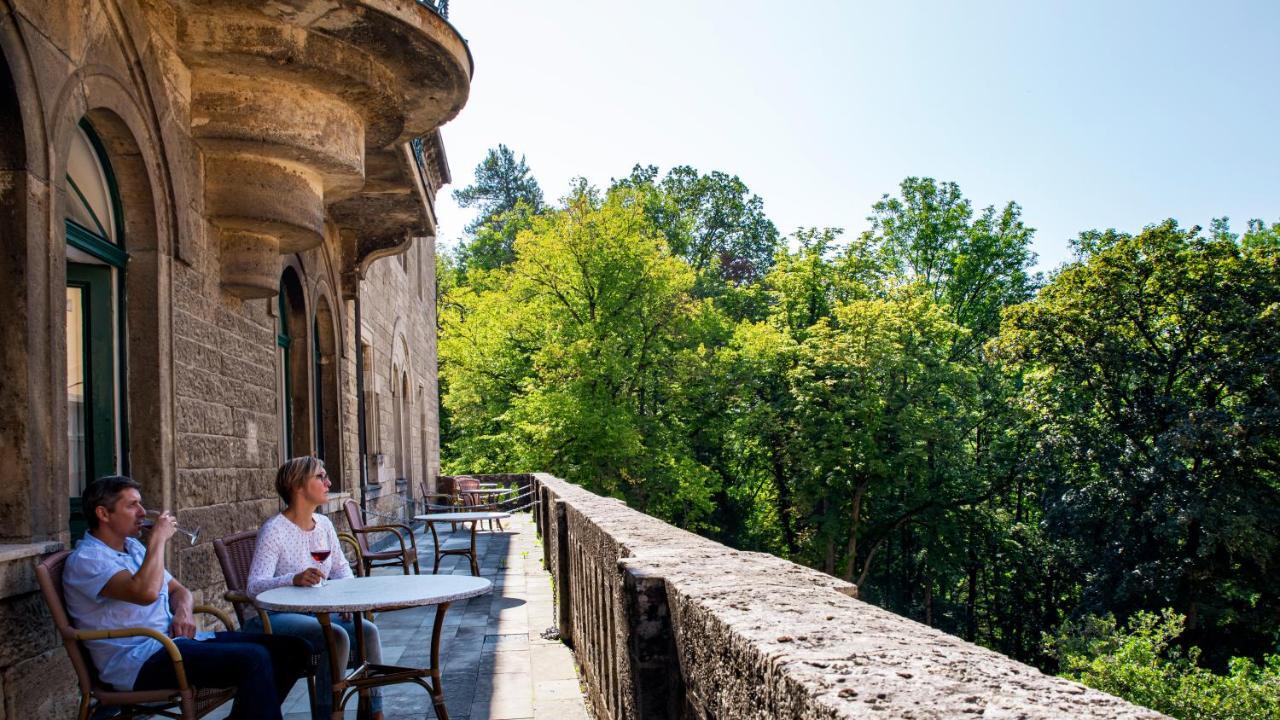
[438,149,1280,718]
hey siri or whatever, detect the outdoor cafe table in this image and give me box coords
[256,574,491,720]
[460,487,514,499]
[414,511,512,575]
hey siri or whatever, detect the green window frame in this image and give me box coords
[65,120,128,541]
[312,315,324,463]
[278,287,293,459]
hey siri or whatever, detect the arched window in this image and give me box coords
[312,295,342,490]
[418,384,428,494]
[65,120,127,539]
[392,367,405,483]
[400,372,412,486]
[277,268,311,461]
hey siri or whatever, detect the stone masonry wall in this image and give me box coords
[532,473,1169,720]
[0,0,451,713]
[358,235,441,522]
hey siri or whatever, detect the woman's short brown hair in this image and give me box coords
[275,456,322,505]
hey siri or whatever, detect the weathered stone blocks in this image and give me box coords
[533,473,1168,720]
[1,647,76,720]
[0,594,57,668]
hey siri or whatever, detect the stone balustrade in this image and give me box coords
[503,472,1168,720]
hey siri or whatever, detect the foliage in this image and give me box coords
[612,164,782,295]
[864,177,1040,346]
[452,144,545,270]
[440,183,722,529]
[1049,610,1280,720]
[996,221,1280,663]
[441,148,1280,710]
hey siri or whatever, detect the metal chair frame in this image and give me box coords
[343,499,422,576]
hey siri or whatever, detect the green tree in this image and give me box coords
[453,144,545,270]
[440,183,723,529]
[613,164,782,292]
[864,177,1039,350]
[996,220,1280,663]
[1049,610,1280,720]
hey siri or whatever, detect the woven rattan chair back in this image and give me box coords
[212,529,260,628]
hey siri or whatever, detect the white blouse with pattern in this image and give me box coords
[247,513,352,598]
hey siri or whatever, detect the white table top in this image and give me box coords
[255,575,491,613]
[460,488,514,495]
[414,511,511,523]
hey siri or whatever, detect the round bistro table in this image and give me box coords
[414,511,512,575]
[256,574,491,720]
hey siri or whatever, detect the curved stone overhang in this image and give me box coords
[175,0,471,297]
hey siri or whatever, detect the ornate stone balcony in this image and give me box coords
[175,0,471,297]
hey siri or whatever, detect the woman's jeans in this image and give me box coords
[245,611,383,718]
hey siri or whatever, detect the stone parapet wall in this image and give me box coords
[532,473,1167,720]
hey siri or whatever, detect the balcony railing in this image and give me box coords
[453,472,1168,720]
[417,0,449,20]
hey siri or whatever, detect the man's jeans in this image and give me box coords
[244,611,384,719]
[133,631,310,720]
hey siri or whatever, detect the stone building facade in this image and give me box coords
[0,0,468,715]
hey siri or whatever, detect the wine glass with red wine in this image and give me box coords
[308,531,331,587]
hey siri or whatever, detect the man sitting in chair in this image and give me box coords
[64,476,310,720]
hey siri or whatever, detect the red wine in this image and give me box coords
[310,551,331,563]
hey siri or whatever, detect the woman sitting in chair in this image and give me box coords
[247,456,384,720]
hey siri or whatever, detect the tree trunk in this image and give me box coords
[841,481,868,581]
[770,439,797,556]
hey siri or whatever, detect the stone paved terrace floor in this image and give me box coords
[208,512,590,720]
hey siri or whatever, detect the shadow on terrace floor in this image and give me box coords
[209,512,587,720]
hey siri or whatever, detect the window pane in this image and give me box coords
[66,286,87,497]
[65,126,117,244]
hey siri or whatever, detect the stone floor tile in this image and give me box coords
[533,698,591,720]
[534,679,583,702]
[206,514,584,720]
[528,644,579,681]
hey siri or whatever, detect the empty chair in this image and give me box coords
[421,502,481,576]
[456,476,504,532]
[342,499,421,576]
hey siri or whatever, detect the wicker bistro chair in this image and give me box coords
[337,531,365,577]
[455,477,504,532]
[211,530,273,632]
[342,499,421,576]
[36,550,238,720]
[211,531,319,716]
[421,503,481,576]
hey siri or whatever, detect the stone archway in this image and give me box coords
[313,291,344,491]
[0,41,46,541]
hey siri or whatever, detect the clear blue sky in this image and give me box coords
[435,1,1280,272]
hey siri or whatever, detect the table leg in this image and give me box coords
[354,610,371,719]
[430,602,451,720]
[468,522,479,577]
[316,612,345,720]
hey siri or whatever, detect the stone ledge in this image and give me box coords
[532,473,1167,720]
[320,492,353,516]
[0,542,63,600]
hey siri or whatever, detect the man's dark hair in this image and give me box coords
[82,475,141,530]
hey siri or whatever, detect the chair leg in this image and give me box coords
[433,554,441,574]
[469,553,479,576]
[307,672,318,718]
[77,696,90,720]
[179,692,197,719]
